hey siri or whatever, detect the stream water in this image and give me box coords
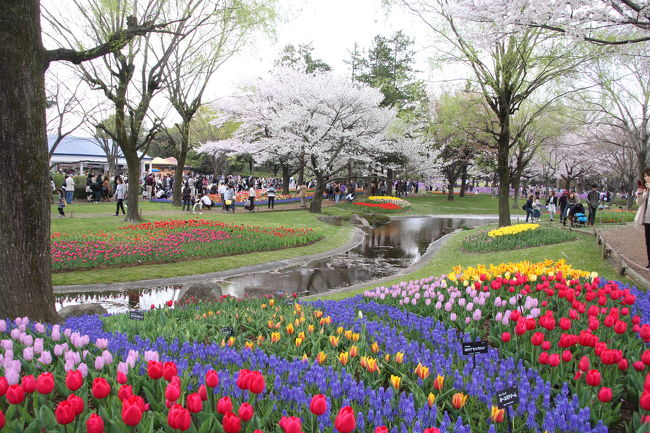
[56,216,494,313]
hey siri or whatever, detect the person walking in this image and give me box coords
[114,177,127,216]
[587,184,600,225]
[523,195,534,222]
[559,191,569,226]
[182,183,192,211]
[224,184,236,213]
[546,191,558,222]
[64,174,75,204]
[635,168,650,269]
[299,183,308,208]
[267,184,276,209]
[57,187,67,217]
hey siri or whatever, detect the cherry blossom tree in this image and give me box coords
[217,67,398,212]
[196,138,254,177]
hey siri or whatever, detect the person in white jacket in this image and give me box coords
[634,167,650,269]
[64,175,75,204]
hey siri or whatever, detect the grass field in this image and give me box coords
[315,226,636,301]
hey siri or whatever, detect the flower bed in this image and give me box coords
[51,219,321,271]
[364,260,648,432]
[367,196,411,209]
[207,190,316,204]
[0,260,645,432]
[462,226,577,253]
[597,209,636,224]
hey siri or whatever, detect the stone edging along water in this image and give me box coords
[53,226,366,294]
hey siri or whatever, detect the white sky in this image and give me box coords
[204,0,462,99]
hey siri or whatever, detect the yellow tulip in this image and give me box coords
[316,351,327,364]
[350,345,359,358]
[371,342,379,353]
[286,324,295,335]
[433,375,444,391]
[490,405,504,423]
[414,363,430,380]
[270,332,280,343]
[329,335,340,347]
[301,353,308,362]
[427,393,436,407]
[384,354,391,362]
[295,337,303,347]
[338,352,349,366]
[269,299,275,306]
[336,326,344,335]
[344,330,353,340]
[227,337,235,347]
[395,352,404,364]
[244,342,254,350]
[365,357,379,373]
[307,325,315,333]
[314,310,323,318]
[298,331,305,340]
[390,375,401,390]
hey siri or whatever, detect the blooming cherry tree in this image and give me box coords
[216,67,398,212]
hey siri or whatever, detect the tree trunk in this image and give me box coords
[511,174,521,209]
[0,0,60,322]
[387,168,394,195]
[447,180,455,201]
[497,119,512,227]
[125,151,142,222]
[309,171,325,213]
[172,151,187,207]
[281,162,290,195]
[347,160,353,183]
[459,166,467,197]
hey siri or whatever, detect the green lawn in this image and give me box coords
[51,210,353,286]
[315,225,636,301]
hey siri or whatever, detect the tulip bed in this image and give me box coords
[461,227,578,253]
[0,259,646,433]
[51,220,322,272]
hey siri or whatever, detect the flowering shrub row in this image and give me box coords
[462,227,577,253]
[487,224,539,238]
[51,219,321,271]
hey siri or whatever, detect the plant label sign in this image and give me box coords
[129,310,145,321]
[496,387,519,409]
[462,341,488,355]
[221,326,234,338]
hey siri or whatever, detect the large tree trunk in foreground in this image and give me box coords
[0,0,59,322]
[172,149,188,207]
[125,151,142,222]
[282,163,290,195]
[459,166,467,197]
[497,123,512,227]
[511,174,521,209]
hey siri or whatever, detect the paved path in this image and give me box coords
[54,227,365,293]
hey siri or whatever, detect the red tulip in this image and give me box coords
[598,387,612,403]
[643,350,650,365]
[0,410,4,429]
[36,372,54,394]
[67,394,84,415]
[423,429,440,433]
[549,353,560,367]
[236,369,251,390]
[165,383,180,402]
[150,304,156,310]
[501,332,511,343]
[562,350,573,363]
[117,371,127,385]
[198,384,208,401]
[559,318,571,330]
[122,395,144,426]
[92,377,111,399]
[118,385,133,401]
[205,370,219,388]
[334,406,356,433]
[6,384,25,404]
[238,402,254,421]
[374,427,389,433]
[217,396,233,414]
[168,404,191,431]
[66,370,84,391]
[147,361,163,380]
[618,359,629,371]
[86,413,104,433]
[578,356,590,372]
[279,416,302,433]
[538,352,549,365]
[641,391,650,411]
[186,393,202,413]
[55,400,76,425]
[530,332,544,346]
[586,369,601,387]
[162,362,177,382]
[21,375,36,393]
[0,377,8,396]
[248,371,265,394]
[541,340,551,351]
[222,412,241,433]
[310,394,327,415]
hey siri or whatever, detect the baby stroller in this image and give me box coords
[568,203,588,227]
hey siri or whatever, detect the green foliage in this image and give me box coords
[275,43,331,73]
[461,226,578,253]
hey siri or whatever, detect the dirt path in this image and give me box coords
[599,225,650,286]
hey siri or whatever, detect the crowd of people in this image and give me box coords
[520,185,607,226]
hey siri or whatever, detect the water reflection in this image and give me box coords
[56,286,181,315]
[220,216,490,297]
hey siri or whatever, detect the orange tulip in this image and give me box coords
[270,332,280,343]
[427,393,436,408]
[414,363,430,380]
[295,337,303,347]
[365,357,379,373]
[244,342,254,350]
[390,375,401,390]
[371,342,379,353]
[307,325,315,333]
[451,393,468,410]
[350,346,359,358]
[316,351,327,364]
[433,375,444,391]
[336,327,344,335]
[490,406,504,423]
[338,352,349,366]
[394,352,404,364]
[329,336,340,347]
[286,324,295,335]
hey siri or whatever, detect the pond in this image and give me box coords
[56,216,494,313]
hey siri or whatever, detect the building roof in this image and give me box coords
[48,135,151,160]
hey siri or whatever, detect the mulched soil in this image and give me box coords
[599,225,650,283]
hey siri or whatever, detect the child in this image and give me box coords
[532,198,541,222]
[57,187,66,217]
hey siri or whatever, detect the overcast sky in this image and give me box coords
[205,0,458,99]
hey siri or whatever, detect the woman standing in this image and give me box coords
[523,195,534,223]
[267,184,276,209]
[546,191,558,222]
[635,168,650,269]
[114,177,127,216]
[248,184,256,212]
[559,191,569,226]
